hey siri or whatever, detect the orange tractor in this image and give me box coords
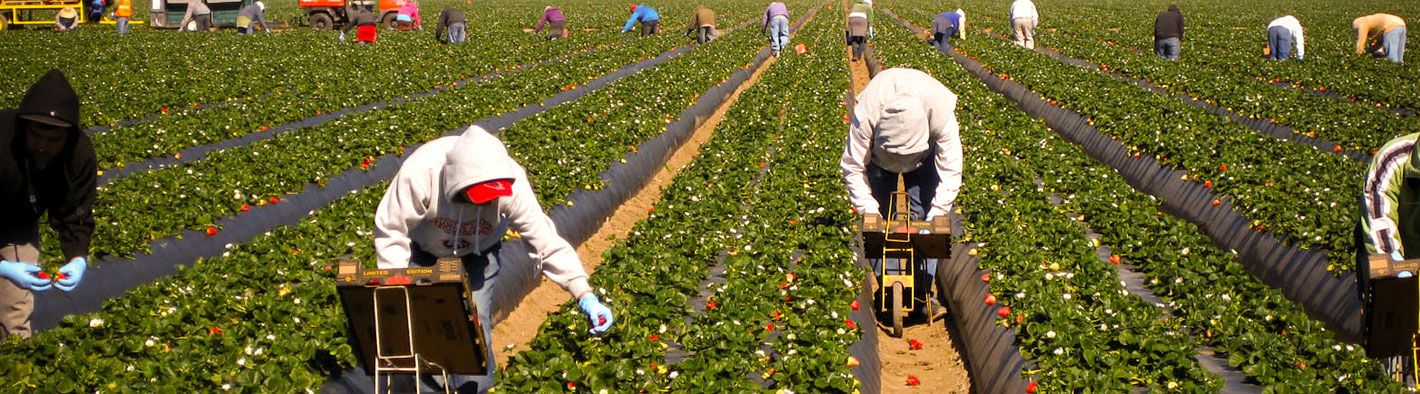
[298,0,400,30]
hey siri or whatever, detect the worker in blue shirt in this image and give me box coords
[931,9,965,53]
[621,4,660,37]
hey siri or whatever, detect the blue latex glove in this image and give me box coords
[1392,250,1406,262]
[54,257,86,292]
[339,32,346,41]
[578,293,614,334]
[0,260,50,291]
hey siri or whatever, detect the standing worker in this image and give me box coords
[340,6,378,43]
[113,0,132,35]
[395,0,421,31]
[621,4,660,37]
[1358,132,1420,380]
[763,2,790,56]
[235,1,271,34]
[434,7,465,44]
[684,5,717,44]
[55,6,79,32]
[930,9,965,53]
[374,127,615,392]
[0,69,97,341]
[178,0,212,32]
[1355,13,1407,63]
[1009,0,1037,49]
[535,6,567,40]
[1154,5,1184,60]
[1265,15,1304,61]
[841,68,960,321]
[847,0,871,61]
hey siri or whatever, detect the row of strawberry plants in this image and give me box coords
[881,11,1401,390]
[67,27,685,261]
[941,16,1366,272]
[868,17,1224,391]
[913,3,1413,154]
[500,9,864,392]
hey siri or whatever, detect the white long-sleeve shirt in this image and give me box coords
[1009,0,1038,28]
[1267,15,1305,59]
[841,68,963,219]
[375,127,592,299]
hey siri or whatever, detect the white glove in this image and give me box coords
[339,32,346,40]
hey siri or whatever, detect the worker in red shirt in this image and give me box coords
[340,6,378,43]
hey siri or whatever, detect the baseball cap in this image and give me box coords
[464,179,513,204]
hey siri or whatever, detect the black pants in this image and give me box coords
[640,20,660,37]
[849,35,866,60]
[547,19,565,40]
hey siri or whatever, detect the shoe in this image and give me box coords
[927,296,948,321]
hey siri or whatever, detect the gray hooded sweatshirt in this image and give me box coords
[374,126,592,298]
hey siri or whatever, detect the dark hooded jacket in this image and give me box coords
[1154,5,1184,40]
[0,69,97,260]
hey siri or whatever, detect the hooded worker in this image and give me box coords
[621,4,660,37]
[841,68,961,320]
[374,126,613,392]
[1358,132,1420,379]
[1354,13,1407,63]
[55,7,79,32]
[1154,5,1184,60]
[434,7,464,43]
[684,5,717,44]
[0,69,98,341]
[535,6,567,40]
[395,0,421,30]
[235,0,271,34]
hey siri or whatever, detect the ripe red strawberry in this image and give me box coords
[1109,256,1120,265]
[1203,180,1212,188]
[1333,145,1343,152]
[36,272,50,280]
[240,204,250,212]
[1218,164,1228,171]
[909,339,923,350]
[707,301,719,310]
[981,273,991,282]
[1212,199,1221,207]
[209,327,222,335]
[845,319,857,329]
[269,197,279,204]
[598,316,607,326]
[206,227,218,236]
[566,382,575,389]
[649,334,659,341]
[985,293,997,305]
[906,376,920,386]
[997,307,1011,317]
[1026,381,1038,393]
[850,299,860,310]
[766,323,774,331]
[56,273,67,280]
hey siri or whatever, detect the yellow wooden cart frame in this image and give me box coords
[1,0,145,30]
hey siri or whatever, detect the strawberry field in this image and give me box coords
[1,0,1417,392]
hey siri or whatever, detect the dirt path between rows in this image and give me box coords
[491,50,785,366]
[841,9,971,392]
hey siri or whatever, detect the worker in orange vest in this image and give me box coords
[114,0,132,34]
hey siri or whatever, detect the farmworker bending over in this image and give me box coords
[395,0,421,31]
[0,70,97,341]
[846,0,872,61]
[85,0,103,23]
[235,1,271,34]
[1355,13,1406,63]
[1265,15,1304,61]
[763,2,790,56]
[535,6,567,40]
[1154,5,1184,60]
[841,68,962,319]
[178,0,212,32]
[340,6,378,43]
[435,7,465,44]
[621,4,660,37]
[375,127,614,392]
[55,7,79,32]
[1009,0,1036,49]
[931,9,965,53]
[684,5,717,44]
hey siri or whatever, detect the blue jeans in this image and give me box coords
[1268,26,1292,60]
[1155,37,1180,60]
[389,243,503,393]
[769,15,790,52]
[865,157,940,297]
[932,29,955,53]
[447,22,466,43]
[1384,26,1407,63]
[117,17,129,34]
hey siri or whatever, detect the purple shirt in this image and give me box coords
[763,2,788,29]
[536,7,565,32]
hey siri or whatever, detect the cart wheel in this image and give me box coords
[0,14,9,31]
[309,13,332,30]
[381,12,398,30]
[889,282,904,338]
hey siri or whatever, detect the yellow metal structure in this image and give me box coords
[0,0,144,29]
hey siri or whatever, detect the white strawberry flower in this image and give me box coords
[89,318,104,328]
[1045,331,1055,338]
[1052,348,1063,355]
